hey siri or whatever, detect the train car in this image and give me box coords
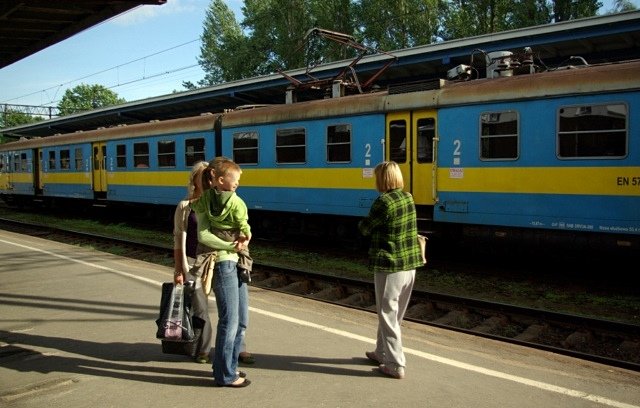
[101,115,215,205]
[0,54,638,254]
[433,63,639,250]
[0,147,36,199]
[0,115,218,209]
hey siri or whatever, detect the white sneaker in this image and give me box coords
[365,351,383,364]
[378,364,405,379]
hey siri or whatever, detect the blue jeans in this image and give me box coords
[212,260,248,385]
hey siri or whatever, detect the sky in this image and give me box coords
[0,0,635,110]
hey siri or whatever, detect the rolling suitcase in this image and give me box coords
[155,281,204,357]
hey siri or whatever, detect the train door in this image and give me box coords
[0,153,9,191]
[412,110,437,206]
[385,110,437,206]
[92,143,107,196]
[35,148,43,195]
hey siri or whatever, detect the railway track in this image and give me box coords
[1,217,639,372]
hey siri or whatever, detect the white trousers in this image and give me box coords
[374,269,416,369]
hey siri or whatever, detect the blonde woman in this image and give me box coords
[173,160,212,364]
[358,161,425,379]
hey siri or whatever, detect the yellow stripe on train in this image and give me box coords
[41,172,92,183]
[437,166,640,196]
[107,168,376,189]
[4,173,33,183]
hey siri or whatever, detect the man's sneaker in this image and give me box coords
[365,351,383,365]
[378,364,405,379]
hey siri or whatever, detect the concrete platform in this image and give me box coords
[0,228,638,408]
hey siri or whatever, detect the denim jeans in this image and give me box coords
[212,260,248,385]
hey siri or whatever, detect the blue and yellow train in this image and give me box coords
[1,55,639,253]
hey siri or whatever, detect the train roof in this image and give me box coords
[221,59,640,125]
[0,113,220,151]
[2,58,638,153]
[2,10,640,140]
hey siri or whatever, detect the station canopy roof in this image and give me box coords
[0,1,166,69]
[2,9,640,139]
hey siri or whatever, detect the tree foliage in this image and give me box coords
[194,0,249,85]
[57,84,125,116]
[193,0,624,87]
[608,0,636,12]
[553,0,602,22]
[355,0,442,49]
[1,109,43,129]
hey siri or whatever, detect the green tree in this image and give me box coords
[355,0,442,50]
[1,108,43,129]
[440,0,533,40]
[196,0,360,86]
[504,0,553,30]
[241,0,309,74]
[553,0,601,22]
[196,0,608,86]
[57,84,125,116]
[195,0,252,85]
[307,0,356,62]
[607,0,636,12]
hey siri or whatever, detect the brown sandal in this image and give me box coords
[239,352,255,364]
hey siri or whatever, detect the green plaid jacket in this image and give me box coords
[358,189,424,273]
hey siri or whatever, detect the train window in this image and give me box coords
[48,151,56,170]
[276,127,306,164]
[134,142,150,168]
[327,124,351,163]
[480,111,518,160]
[116,144,127,168]
[233,131,258,165]
[13,154,19,172]
[158,140,176,168]
[74,148,83,171]
[185,138,205,166]
[417,118,434,163]
[557,103,627,158]
[60,149,70,170]
[20,153,27,171]
[389,120,407,163]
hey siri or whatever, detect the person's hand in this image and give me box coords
[233,236,249,251]
[174,272,184,285]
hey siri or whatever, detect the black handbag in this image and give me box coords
[155,282,196,342]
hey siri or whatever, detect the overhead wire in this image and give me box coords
[1,39,203,107]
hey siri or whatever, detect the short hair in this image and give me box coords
[212,157,241,179]
[202,156,229,190]
[202,156,241,190]
[374,161,404,192]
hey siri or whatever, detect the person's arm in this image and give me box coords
[196,211,237,251]
[172,202,190,284]
[358,197,387,236]
[173,247,185,284]
[234,195,252,243]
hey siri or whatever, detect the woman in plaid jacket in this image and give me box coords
[358,161,425,379]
